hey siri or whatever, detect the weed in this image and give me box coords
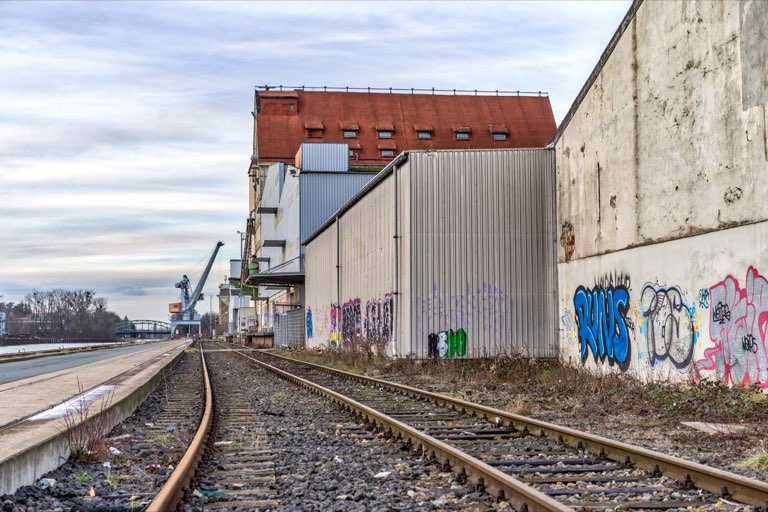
[72,471,91,485]
[61,378,115,463]
[270,391,289,401]
[737,449,768,475]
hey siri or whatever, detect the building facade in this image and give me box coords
[556,0,768,387]
[304,149,557,359]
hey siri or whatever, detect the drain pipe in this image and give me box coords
[392,160,400,357]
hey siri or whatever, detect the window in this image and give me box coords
[417,131,432,140]
[306,129,323,138]
[455,132,470,141]
[343,130,358,138]
[378,130,393,139]
[289,103,296,111]
[493,133,508,141]
[380,149,395,157]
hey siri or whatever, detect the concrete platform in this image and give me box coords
[0,339,192,495]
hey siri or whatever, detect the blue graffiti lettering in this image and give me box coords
[573,285,630,367]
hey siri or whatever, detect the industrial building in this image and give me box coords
[304,149,557,358]
[236,88,557,346]
[241,143,376,347]
[556,0,768,388]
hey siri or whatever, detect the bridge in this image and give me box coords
[115,320,172,339]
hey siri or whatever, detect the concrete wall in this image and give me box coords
[556,0,768,386]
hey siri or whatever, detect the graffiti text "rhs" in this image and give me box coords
[573,286,630,366]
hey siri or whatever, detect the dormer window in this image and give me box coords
[304,120,324,138]
[378,141,396,158]
[381,149,395,157]
[454,126,472,141]
[375,122,395,139]
[490,125,509,141]
[414,124,433,140]
[340,121,359,139]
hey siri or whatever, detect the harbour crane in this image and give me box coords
[169,241,224,337]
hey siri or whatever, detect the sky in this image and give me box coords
[0,1,631,321]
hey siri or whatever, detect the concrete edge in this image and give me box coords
[0,339,168,365]
[0,342,192,495]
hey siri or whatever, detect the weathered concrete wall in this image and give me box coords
[557,0,768,263]
[559,220,768,388]
[556,0,768,386]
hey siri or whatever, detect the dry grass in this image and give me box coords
[737,450,768,475]
[283,349,768,428]
[62,379,115,463]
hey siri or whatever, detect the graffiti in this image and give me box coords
[560,221,575,262]
[639,285,695,370]
[595,271,631,291]
[713,301,731,324]
[695,267,768,388]
[698,288,710,309]
[329,303,340,347]
[428,328,468,358]
[742,334,758,353]
[417,283,506,340]
[573,285,630,368]
[341,299,362,350]
[364,294,394,353]
[306,308,313,339]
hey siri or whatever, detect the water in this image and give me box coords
[0,342,113,355]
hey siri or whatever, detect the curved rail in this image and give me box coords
[254,348,768,508]
[147,343,213,511]
[227,346,571,512]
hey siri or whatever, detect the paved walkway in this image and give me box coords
[0,340,179,385]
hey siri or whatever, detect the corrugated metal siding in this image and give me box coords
[300,172,376,245]
[304,225,338,347]
[274,308,305,348]
[408,149,557,359]
[338,173,396,355]
[298,143,349,172]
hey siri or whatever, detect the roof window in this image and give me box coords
[304,121,324,138]
[343,130,358,138]
[417,131,432,140]
[380,149,395,157]
[414,124,433,140]
[378,130,393,139]
[490,125,509,141]
[456,132,470,141]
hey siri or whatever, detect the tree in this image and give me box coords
[23,289,122,338]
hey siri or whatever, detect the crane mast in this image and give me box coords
[169,241,224,336]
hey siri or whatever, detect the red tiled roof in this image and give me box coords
[255,90,556,164]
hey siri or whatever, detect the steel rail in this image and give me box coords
[227,347,572,512]
[256,349,768,508]
[147,343,213,512]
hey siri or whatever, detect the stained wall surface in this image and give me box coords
[556,0,768,387]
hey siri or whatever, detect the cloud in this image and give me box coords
[0,0,631,319]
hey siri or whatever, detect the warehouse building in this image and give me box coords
[304,149,557,358]
[556,0,768,387]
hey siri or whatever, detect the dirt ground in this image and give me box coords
[277,349,768,482]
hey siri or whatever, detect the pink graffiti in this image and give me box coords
[695,267,768,388]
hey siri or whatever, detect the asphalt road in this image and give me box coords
[0,340,180,385]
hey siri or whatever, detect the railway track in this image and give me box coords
[149,342,768,511]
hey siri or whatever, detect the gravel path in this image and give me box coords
[201,346,503,511]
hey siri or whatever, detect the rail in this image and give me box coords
[256,84,548,96]
[147,343,213,511]
[255,349,768,507]
[225,345,570,512]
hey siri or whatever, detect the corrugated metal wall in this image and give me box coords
[274,308,305,348]
[304,224,338,347]
[298,143,349,172]
[408,149,557,358]
[300,172,377,245]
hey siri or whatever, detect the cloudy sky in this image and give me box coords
[0,1,630,321]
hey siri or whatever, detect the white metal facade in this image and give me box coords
[304,148,557,359]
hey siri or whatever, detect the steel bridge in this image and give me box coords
[115,320,171,339]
